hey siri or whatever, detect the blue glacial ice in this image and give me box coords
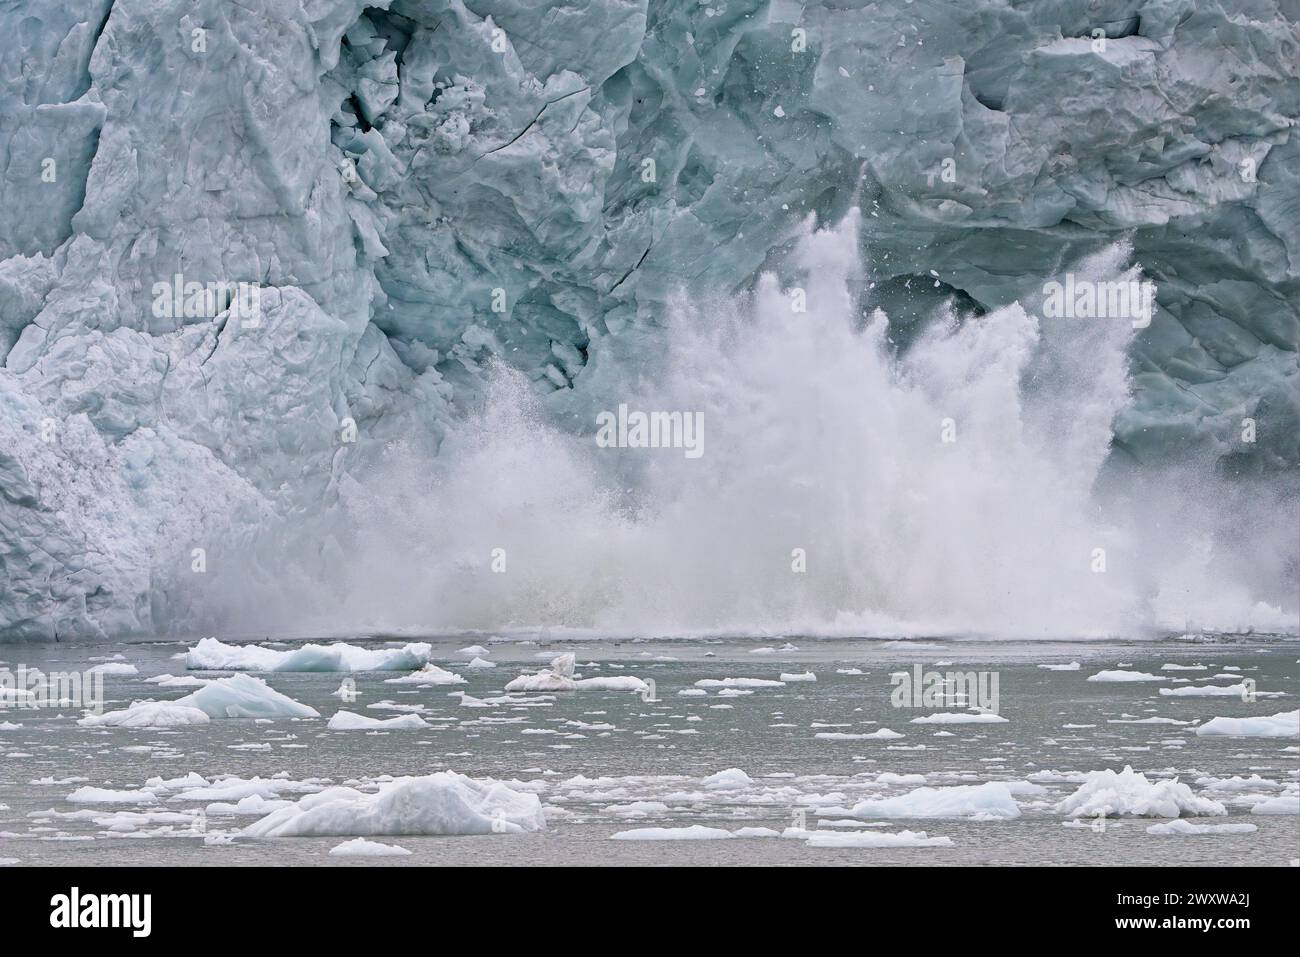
[0,0,1296,639]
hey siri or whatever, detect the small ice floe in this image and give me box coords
[1145,820,1257,836]
[328,838,412,857]
[384,664,466,685]
[1249,796,1299,816]
[326,711,429,731]
[852,783,1020,820]
[780,672,816,682]
[1160,664,1207,671]
[749,647,777,655]
[1038,662,1081,671]
[909,713,1008,725]
[242,772,545,837]
[505,655,647,693]
[1107,716,1191,725]
[1055,767,1226,819]
[1161,683,1281,698]
[77,702,210,728]
[1087,670,1166,682]
[0,722,22,730]
[694,677,785,689]
[803,829,953,848]
[836,668,865,675]
[143,674,211,687]
[66,786,158,805]
[816,729,903,740]
[185,637,433,673]
[611,825,734,840]
[467,657,496,669]
[458,645,490,657]
[701,768,752,790]
[1194,710,1298,738]
[678,689,707,696]
[87,662,139,676]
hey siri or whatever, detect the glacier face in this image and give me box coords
[0,0,1296,639]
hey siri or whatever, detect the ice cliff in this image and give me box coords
[0,0,1296,639]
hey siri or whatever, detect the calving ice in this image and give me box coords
[595,404,704,459]
[49,887,151,937]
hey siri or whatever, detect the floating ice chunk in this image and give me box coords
[780,671,816,682]
[467,657,496,669]
[186,637,432,672]
[1107,716,1191,725]
[701,768,753,790]
[1038,662,1081,671]
[1145,820,1258,835]
[77,701,211,728]
[852,783,1020,820]
[694,677,785,688]
[909,713,1008,724]
[1249,796,1299,816]
[611,825,733,840]
[731,827,783,838]
[458,646,490,656]
[678,688,707,696]
[805,829,953,848]
[328,838,412,856]
[87,662,139,675]
[143,674,211,687]
[0,722,22,730]
[816,729,903,740]
[1160,663,1207,671]
[1195,710,1298,738]
[1056,767,1226,818]
[326,711,429,730]
[383,664,466,685]
[504,654,646,693]
[1160,683,1272,698]
[836,668,865,675]
[175,674,319,719]
[1087,670,1166,682]
[243,773,545,837]
[67,787,158,804]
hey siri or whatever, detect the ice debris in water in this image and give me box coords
[504,654,648,693]
[185,637,432,672]
[851,782,1021,820]
[328,838,412,857]
[241,772,546,837]
[1055,767,1227,819]
[326,710,428,730]
[1194,710,1298,738]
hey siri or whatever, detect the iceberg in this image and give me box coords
[851,783,1021,820]
[185,637,432,673]
[1056,767,1227,818]
[326,710,428,730]
[174,674,319,720]
[77,702,211,728]
[241,773,546,837]
[328,838,412,857]
[1194,710,1299,738]
[504,654,648,693]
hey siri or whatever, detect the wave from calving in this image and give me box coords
[205,211,1298,640]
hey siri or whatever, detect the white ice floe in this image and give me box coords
[66,786,158,804]
[780,672,817,682]
[1087,670,1166,682]
[816,729,903,740]
[836,668,865,675]
[1249,795,1299,816]
[77,702,211,728]
[242,772,545,837]
[175,674,319,719]
[326,711,429,731]
[328,838,412,856]
[909,713,1008,724]
[504,654,647,693]
[458,646,491,657]
[466,657,496,670]
[1038,662,1081,671]
[610,825,734,840]
[1160,683,1275,698]
[1056,767,1226,818]
[1194,710,1298,738]
[186,637,433,673]
[1161,663,1207,671]
[804,829,953,848]
[1145,820,1257,835]
[851,782,1020,820]
[383,664,466,685]
[694,677,785,688]
[701,768,753,790]
[87,662,139,675]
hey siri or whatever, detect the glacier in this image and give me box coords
[0,0,1297,640]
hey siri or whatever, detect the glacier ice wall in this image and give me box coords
[0,0,1296,639]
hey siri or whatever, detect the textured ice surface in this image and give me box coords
[173,674,320,719]
[185,637,432,672]
[851,782,1021,820]
[0,0,1296,638]
[77,701,211,728]
[1056,766,1227,818]
[241,771,546,836]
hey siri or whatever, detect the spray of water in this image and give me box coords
[199,211,1298,639]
